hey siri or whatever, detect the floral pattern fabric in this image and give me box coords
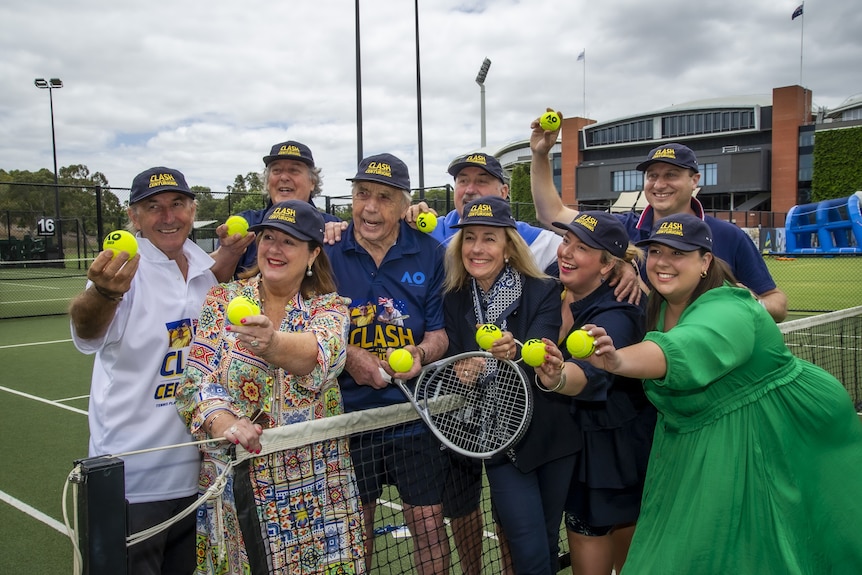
[176,276,365,574]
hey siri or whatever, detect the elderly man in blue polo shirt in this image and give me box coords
[530,122,788,322]
[324,152,451,575]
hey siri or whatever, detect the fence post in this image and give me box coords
[95,185,104,246]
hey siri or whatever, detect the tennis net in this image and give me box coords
[68,401,521,574]
[780,305,862,409]
[0,257,93,318]
[67,307,862,574]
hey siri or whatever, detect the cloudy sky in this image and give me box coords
[2,0,860,206]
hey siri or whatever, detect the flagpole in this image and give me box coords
[581,50,586,118]
[799,3,804,86]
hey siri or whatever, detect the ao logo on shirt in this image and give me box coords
[401,271,425,285]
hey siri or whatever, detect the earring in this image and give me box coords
[504,257,510,265]
[306,264,313,277]
[700,270,707,278]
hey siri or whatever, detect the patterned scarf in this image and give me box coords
[470,264,522,328]
[469,264,523,462]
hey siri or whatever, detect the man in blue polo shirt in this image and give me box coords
[324,153,450,574]
[405,152,563,272]
[531,123,788,322]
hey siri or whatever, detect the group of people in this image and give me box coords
[70,116,862,575]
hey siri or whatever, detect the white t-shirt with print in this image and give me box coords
[72,236,216,504]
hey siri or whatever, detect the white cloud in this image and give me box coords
[2,0,859,206]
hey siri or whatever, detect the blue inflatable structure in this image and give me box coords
[785,192,862,254]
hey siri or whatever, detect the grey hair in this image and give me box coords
[263,163,323,200]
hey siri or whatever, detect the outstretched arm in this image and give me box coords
[70,251,139,340]
[582,324,668,380]
[530,110,579,231]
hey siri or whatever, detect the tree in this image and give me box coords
[0,165,124,236]
[225,172,267,214]
[508,164,538,225]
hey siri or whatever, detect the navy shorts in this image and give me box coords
[350,424,449,507]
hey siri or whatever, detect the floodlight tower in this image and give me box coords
[476,58,491,148]
[34,77,64,258]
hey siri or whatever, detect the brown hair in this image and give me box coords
[239,238,337,299]
[645,251,737,330]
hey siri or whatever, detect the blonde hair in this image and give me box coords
[443,227,547,293]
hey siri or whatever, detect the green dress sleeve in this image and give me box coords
[644,286,757,391]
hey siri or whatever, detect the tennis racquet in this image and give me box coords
[380,350,533,459]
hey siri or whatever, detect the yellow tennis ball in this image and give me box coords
[539,111,561,132]
[566,329,596,358]
[521,339,547,367]
[103,230,138,259]
[225,215,249,237]
[475,324,502,350]
[416,212,437,233]
[389,348,414,373]
[226,296,261,325]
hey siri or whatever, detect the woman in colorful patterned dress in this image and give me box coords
[583,213,862,574]
[176,200,364,574]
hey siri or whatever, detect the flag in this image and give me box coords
[792,4,803,20]
[577,50,585,62]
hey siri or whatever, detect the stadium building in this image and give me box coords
[494,85,862,228]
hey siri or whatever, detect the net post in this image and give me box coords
[75,455,128,574]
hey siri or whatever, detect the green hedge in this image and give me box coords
[812,126,862,201]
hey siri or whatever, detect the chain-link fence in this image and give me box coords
[1,182,859,319]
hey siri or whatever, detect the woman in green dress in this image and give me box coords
[582,213,862,574]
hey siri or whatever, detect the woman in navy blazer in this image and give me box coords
[440,196,581,575]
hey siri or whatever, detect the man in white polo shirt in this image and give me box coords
[70,167,224,574]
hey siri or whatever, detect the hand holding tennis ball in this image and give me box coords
[225,215,249,237]
[521,339,547,367]
[416,212,437,233]
[103,230,138,259]
[475,324,502,350]
[539,111,561,132]
[226,296,261,325]
[388,348,414,373]
[566,329,596,358]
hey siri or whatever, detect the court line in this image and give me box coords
[0,339,73,350]
[57,394,90,402]
[1,281,62,290]
[0,489,66,535]
[0,298,72,305]
[0,385,88,415]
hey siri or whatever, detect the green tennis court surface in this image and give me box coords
[2,306,860,573]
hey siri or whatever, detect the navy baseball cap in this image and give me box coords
[447,152,506,184]
[636,143,699,172]
[452,196,517,229]
[129,167,195,204]
[263,140,315,167]
[348,153,411,191]
[636,213,712,252]
[553,211,629,259]
[248,200,325,243]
